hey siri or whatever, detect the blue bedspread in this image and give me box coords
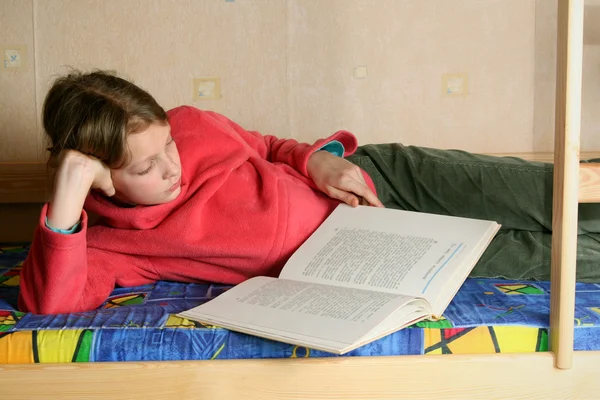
[1,244,599,363]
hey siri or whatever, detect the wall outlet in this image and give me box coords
[442,73,468,96]
[2,45,27,71]
[354,66,368,79]
[193,77,221,100]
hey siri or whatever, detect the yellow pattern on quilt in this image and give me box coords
[0,331,34,363]
[165,315,200,328]
[0,265,21,287]
[0,329,93,363]
[36,329,86,363]
[494,283,544,295]
[493,326,546,352]
[290,346,310,358]
[164,314,220,329]
[0,311,23,332]
[103,293,146,308]
[424,326,547,354]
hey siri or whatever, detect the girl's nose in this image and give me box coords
[163,156,180,179]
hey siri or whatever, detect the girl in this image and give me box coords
[19,70,600,315]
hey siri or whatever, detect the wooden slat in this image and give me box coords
[0,163,51,204]
[1,152,600,245]
[1,352,600,400]
[550,0,585,370]
[0,203,42,243]
[578,163,600,202]
[488,151,600,163]
[2,152,600,203]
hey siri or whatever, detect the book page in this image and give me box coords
[181,301,426,355]
[178,276,427,350]
[344,308,428,353]
[428,226,500,316]
[279,204,499,304]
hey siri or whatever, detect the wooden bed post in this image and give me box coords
[550,0,584,370]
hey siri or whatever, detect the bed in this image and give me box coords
[1,0,600,398]
[2,247,598,363]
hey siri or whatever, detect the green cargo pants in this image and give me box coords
[348,144,600,282]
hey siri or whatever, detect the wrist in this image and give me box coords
[45,216,81,234]
[48,155,93,230]
[307,150,328,178]
[47,192,87,230]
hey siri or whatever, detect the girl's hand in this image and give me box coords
[47,150,115,230]
[54,150,115,197]
[307,150,384,208]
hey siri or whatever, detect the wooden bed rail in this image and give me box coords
[578,164,600,202]
[2,352,600,400]
[0,162,50,204]
[550,0,584,371]
[2,155,600,204]
[2,157,600,203]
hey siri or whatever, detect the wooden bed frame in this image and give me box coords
[2,1,600,398]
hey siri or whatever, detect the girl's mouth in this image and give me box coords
[168,178,181,192]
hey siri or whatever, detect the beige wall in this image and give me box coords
[534,0,600,152]
[288,0,536,151]
[0,0,599,162]
[582,1,600,152]
[0,0,38,161]
[582,44,600,151]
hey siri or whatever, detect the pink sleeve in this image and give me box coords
[18,205,156,315]
[205,111,359,177]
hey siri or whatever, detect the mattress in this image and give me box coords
[1,244,599,363]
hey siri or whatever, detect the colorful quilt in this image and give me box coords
[1,244,599,363]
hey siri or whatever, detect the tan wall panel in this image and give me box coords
[1,0,599,161]
[288,0,535,153]
[34,0,288,143]
[533,0,600,152]
[533,0,558,152]
[585,1,600,45]
[582,45,600,150]
[0,0,39,162]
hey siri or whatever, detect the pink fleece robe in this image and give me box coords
[18,106,375,314]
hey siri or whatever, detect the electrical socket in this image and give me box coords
[442,73,468,96]
[193,77,221,100]
[2,45,27,71]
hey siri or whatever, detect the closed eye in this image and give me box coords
[136,136,173,176]
[137,160,155,176]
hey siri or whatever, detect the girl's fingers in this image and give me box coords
[326,186,361,207]
[336,177,384,208]
[103,184,116,197]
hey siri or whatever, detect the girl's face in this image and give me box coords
[110,122,182,205]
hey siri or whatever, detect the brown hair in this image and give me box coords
[43,70,168,168]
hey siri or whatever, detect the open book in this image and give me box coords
[178,204,500,354]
